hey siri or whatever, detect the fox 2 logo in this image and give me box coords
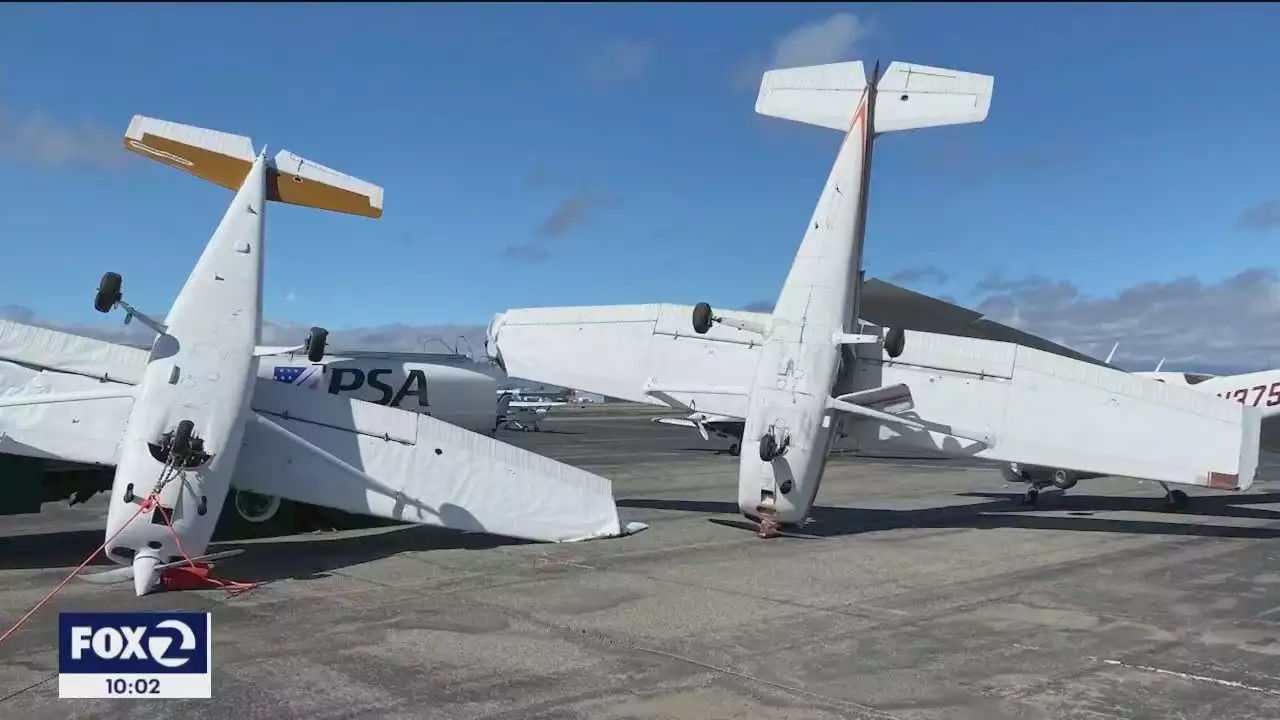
[59,612,210,675]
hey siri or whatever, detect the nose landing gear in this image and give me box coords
[758,430,790,462]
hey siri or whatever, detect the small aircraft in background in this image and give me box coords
[0,115,640,596]
[487,59,1261,539]
[496,390,569,432]
[652,411,746,455]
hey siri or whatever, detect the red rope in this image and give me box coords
[155,504,259,596]
[0,489,260,647]
[0,494,154,646]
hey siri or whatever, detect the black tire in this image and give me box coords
[884,327,906,358]
[94,272,122,313]
[212,491,298,541]
[728,443,740,457]
[759,434,778,462]
[692,302,714,334]
[1167,488,1189,510]
[1051,469,1078,491]
[172,420,195,458]
[1021,487,1039,505]
[306,326,329,363]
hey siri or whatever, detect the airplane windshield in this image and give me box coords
[1182,372,1215,385]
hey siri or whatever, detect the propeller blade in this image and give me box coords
[76,548,245,586]
[77,565,137,585]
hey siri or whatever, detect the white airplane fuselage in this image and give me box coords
[737,94,873,527]
[103,155,268,594]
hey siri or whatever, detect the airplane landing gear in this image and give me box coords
[728,442,740,457]
[692,303,714,334]
[172,419,195,459]
[154,419,210,469]
[758,431,790,462]
[305,326,329,363]
[1159,482,1189,511]
[884,326,906,358]
[94,272,123,313]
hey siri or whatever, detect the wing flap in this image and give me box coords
[0,319,149,384]
[488,304,762,418]
[0,365,134,466]
[237,381,632,542]
[848,330,1259,490]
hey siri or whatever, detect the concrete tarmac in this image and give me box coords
[3,409,1280,719]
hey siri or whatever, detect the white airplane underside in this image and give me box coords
[487,59,1262,535]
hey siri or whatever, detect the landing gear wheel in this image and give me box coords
[728,443,740,457]
[759,434,778,462]
[305,326,329,363]
[172,420,195,459]
[884,327,906,358]
[234,491,282,524]
[692,302,714,334]
[1165,488,1189,511]
[1021,487,1040,506]
[94,272,122,314]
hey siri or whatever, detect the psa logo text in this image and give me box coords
[58,612,211,699]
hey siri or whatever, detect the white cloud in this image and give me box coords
[733,13,875,90]
[769,13,875,70]
[0,305,491,359]
[967,268,1280,373]
[0,109,127,170]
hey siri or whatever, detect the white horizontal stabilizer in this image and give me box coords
[754,60,993,134]
[755,61,869,131]
[873,61,994,133]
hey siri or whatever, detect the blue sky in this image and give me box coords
[2,2,1279,356]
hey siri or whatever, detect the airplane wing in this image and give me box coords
[838,330,1260,491]
[859,278,1123,370]
[234,379,636,543]
[0,320,145,466]
[487,304,767,418]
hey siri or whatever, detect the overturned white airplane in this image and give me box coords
[487,60,1262,538]
[0,115,642,595]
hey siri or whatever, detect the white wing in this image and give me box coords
[842,331,1261,491]
[235,379,637,543]
[0,320,145,466]
[488,304,766,418]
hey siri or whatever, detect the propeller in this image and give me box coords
[77,548,245,587]
[692,413,710,441]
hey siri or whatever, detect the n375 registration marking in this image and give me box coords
[1218,381,1280,407]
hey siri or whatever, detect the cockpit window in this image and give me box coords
[1182,372,1215,385]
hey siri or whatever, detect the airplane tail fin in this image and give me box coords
[123,115,383,218]
[754,60,994,134]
